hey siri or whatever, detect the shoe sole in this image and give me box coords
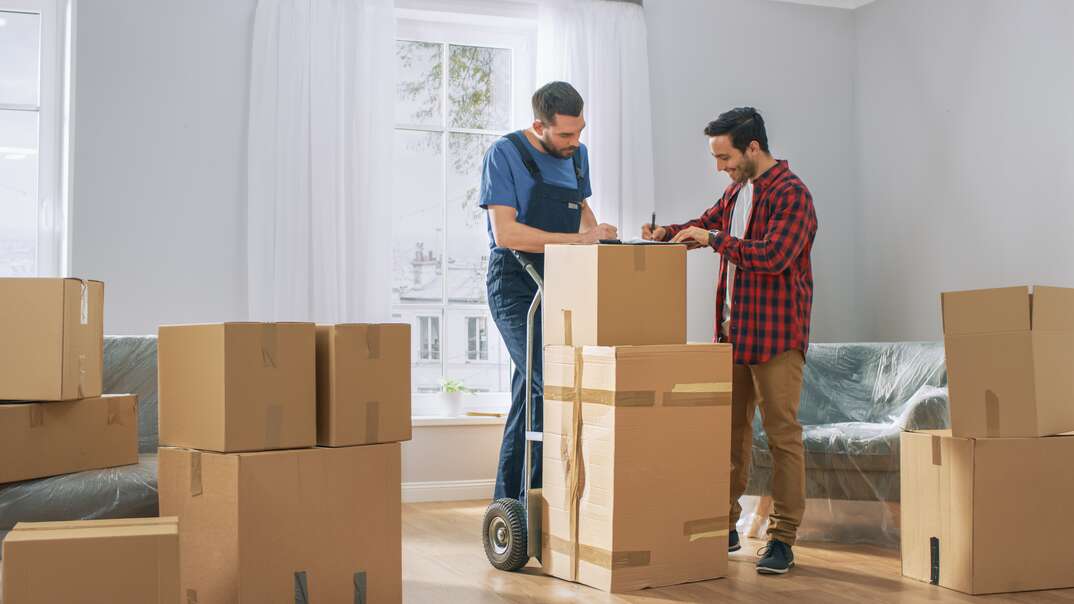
[728,543,742,553]
[756,562,794,575]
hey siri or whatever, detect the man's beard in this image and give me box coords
[536,134,578,159]
[732,156,757,183]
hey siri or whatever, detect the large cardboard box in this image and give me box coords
[0,277,103,401]
[158,322,316,452]
[316,323,412,446]
[541,344,732,593]
[158,443,401,604]
[941,285,1074,437]
[901,430,1074,594]
[2,516,179,604]
[0,394,138,484]
[543,244,687,347]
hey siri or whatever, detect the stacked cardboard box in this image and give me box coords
[901,286,1074,595]
[540,244,733,593]
[157,322,410,604]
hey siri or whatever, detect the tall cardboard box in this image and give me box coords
[0,394,138,483]
[941,285,1074,437]
[901,430,1074,594]
[2,516,179,604]
[316,323,412,446]
[158,322,316,452]
[0,277,103,401]
[541,344,732,593]
[158,443,401,604]
[543,244,687,347]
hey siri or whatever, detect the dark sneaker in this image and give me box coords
[756,539,795,575]
[728,529,742,553]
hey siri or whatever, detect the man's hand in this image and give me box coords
[641,224,667,241]
[669,226,711,249]
[580,223,618,244]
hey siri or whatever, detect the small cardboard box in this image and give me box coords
[316,324,411,446]
[941,285,1074,437]
[901,430,1074,594]
[0,277,103,401]
[158,322,316,452]
[543,244,687,347]
[2,516,179,604]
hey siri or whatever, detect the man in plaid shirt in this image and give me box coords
[643,107,817,575]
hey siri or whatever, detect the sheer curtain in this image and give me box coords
[536,0,655,235]
[247,0,395,323]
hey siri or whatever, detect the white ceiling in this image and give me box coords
[767,0,877,9]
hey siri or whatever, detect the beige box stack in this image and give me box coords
[157,322,410,604]
[901,285,1074,595]
[540,244,733,594]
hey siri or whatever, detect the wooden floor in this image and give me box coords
[403,500,1074,604]
[3,501,1072,603]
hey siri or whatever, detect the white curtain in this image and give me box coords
[247,0,395,323]
[537,0,655,235]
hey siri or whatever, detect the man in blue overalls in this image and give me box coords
[479,81,617,501]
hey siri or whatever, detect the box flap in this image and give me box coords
[941,286,1029,336]
[1030,286,1074,331]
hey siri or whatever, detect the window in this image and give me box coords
[467,316,488,361]
[0,0,66,277]
[392,7,535,400]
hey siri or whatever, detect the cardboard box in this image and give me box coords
[158,322,316,452]
[543,244,687,347]
[541,344,732,593]
[0,394,138,484]
[158,443,401,604]
[901,430,1074,594]
[0,277,103,401]
[316,324,412,446]
[941,285,1074,437]
[2,516,179,604]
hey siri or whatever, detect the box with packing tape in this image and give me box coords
[0,277,103,401]
[901,429,1074,594]
[158,443,401,604]
[158,322,316,453]
[316,323,412,446]
[0,394,138,484]
[941,285,1074,438]
[2,517,179,604]
[541,343,732,593]
[543,244,687,347]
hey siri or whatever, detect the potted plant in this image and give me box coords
[439,377,475,417]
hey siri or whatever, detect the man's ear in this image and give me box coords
[532,120,545,136]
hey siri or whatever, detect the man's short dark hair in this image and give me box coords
[532,81,584,125]
[704,107,769,154]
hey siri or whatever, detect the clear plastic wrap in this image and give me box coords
[739,342,949,548]
[103,335,160,453]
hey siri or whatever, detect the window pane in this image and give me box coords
[478,318,488,361]
[448,45,510,130]
[395,41,442,127]
[393,130,444,305]
[430,316,441,360]
[446,132,496,305]
[0,109,39,276]
[0,11,41,107]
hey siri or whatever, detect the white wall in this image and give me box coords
[68,0,255,335]
[854,0,1074,341]
[645,0,861,344]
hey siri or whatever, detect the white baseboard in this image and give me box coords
[402,479,495,503]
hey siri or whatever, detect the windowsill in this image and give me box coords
[412,415,506,427]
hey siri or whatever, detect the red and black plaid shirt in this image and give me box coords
[664,160,817,365]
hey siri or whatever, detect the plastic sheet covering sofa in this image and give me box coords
[737,341,949,548]
[0,336,160,555]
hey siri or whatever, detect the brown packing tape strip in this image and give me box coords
[78,353,87,398]
[562,310,573,346]
[567,347,585,581]
[79,279,89,325]
[543,385,574,402]
[107,398,125,426]
[985,390,1000,437]
[29,405,45,428]
[683,515,730,542]
[633,245,647,271]
[931,434,942,466]
[190,452,203,497]
[663,392,731,407]
[582,388,655,407]
[186,589,198,604]
[266,403,283,448]
[545,533,651,570]
[366,325,381,359]
[261,323,278,368]
[365,401,380,444]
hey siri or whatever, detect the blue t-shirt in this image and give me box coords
[479,132,592,248]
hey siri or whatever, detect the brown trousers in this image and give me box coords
[726,339,806,545]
